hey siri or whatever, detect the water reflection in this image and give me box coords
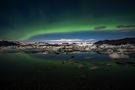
[29,51,135,66]
[0,52,135,90]
[30,51,110,61]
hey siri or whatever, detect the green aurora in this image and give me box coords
[3,17,135,41]
[0,0,135,41]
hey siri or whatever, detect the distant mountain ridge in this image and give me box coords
[0,37,135,46]
[94,37,135,45]
[0,40,19,46]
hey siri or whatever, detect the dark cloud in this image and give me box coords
[117,25,135,28]
[94,26,107,30]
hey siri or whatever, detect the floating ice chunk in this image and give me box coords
[109,53,129,59]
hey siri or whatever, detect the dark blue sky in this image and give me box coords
[0,0,135,41]
[28,30,135,42]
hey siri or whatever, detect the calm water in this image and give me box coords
[0,52,135,90]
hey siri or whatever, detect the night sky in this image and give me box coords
[0,0,135,41]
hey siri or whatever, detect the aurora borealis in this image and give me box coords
[0,0,135,41]
[1,1,135,89]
